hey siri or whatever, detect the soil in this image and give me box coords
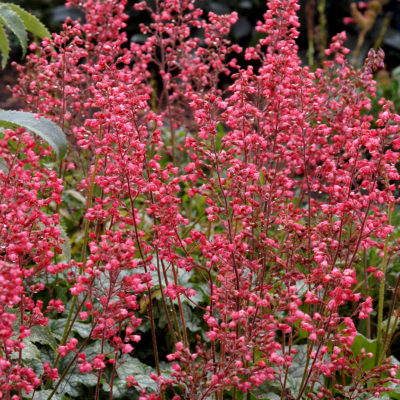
[0,65,25,110]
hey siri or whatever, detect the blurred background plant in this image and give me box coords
[0,0,397,83]
[2,0,400,107]
[5,0,400,62]
[1,0,399,65]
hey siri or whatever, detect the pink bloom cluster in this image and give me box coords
[0,128,63,397]
[6,0,400,398]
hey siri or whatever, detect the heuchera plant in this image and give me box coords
[3,0,400,398]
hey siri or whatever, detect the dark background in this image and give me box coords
[2,1,399,114]
[12,0,400,63]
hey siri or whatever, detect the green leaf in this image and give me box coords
[101,381,139,399]
[382,311,400,336]
[116,356,157,391]
[38,217,71,262]
[28,325,58,354]
[0,110,67,159]
[286,345,309,395]
[83,340,113,359]
[59,367,98,397]
[5,3,50,39]
[0,23,10,69]
[393,66,400,84]
[20,339,41,362]
[50,318,92,339]
[382,356,400,399]
[25,390,63,400]
[0,4,27,56]
[351,333,378,371]
[250,379,281,399]
[0,157,8,173]
[182,303,201,332]
[65,189,86,204]
[101,356,156,398]
[251,345,316,399]
[59,220,71,262]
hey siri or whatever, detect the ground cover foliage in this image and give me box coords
[3,0,400,399]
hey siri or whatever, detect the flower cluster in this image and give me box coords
[0,128,63,397]
[5,0,400,398]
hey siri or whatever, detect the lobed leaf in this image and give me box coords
[59,369,98,397]
[117,356,158,391]
[28,325,59,354]
[24,390,63,400]
[351,333,378,371]
[50,318,92,339]
[21,340,41,362]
